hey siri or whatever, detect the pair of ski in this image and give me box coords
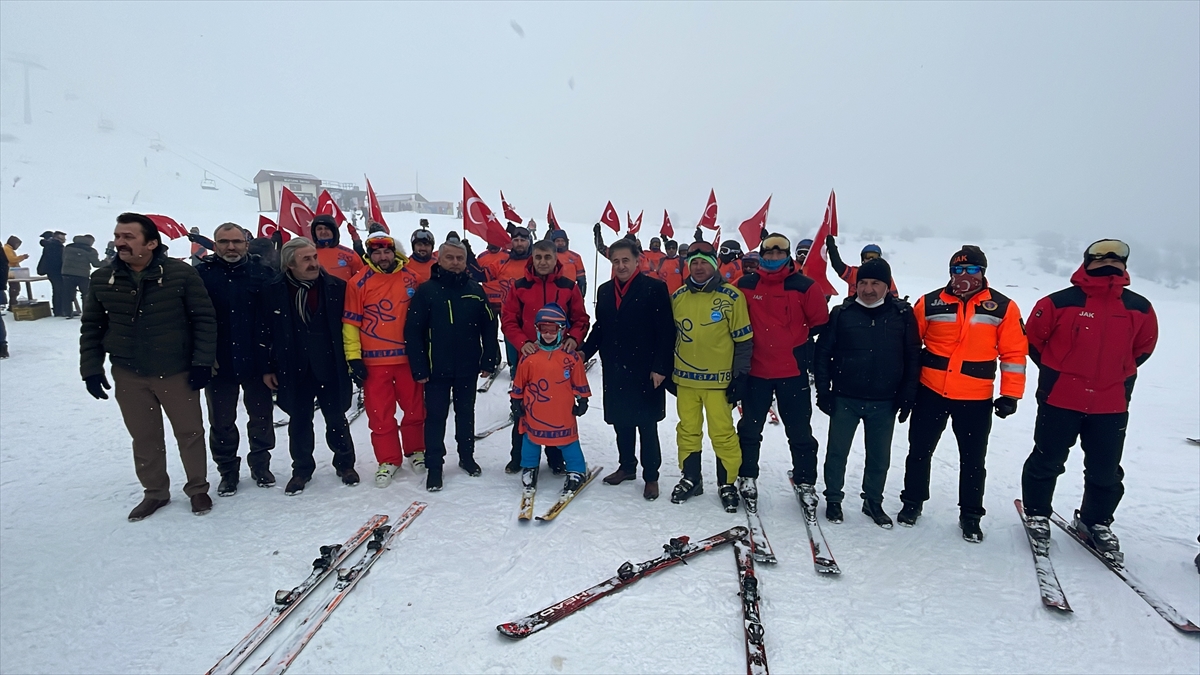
[475,358,598,438]
[739,476,839,574]
[207,503,427,675]
[519,466,602,522]
[1015,499,1199,634]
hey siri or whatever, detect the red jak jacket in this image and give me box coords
[501,260,591,347]
[1026,264,1157,415]
[736,263,830,380]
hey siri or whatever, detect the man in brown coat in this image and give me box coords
[80,212,218,521]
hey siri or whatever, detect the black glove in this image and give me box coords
[593,222,602,236]
[816,391,835,417]
[185,231,202,244]
[994,396,1018,419]
[572,397,589,417]
[825,234,838,254]
[896,398,914,424]
[510,398,525,420]
[84,374,111,400]
[348,359,368,387]
[725,374,749,405]
[188,365,212,391]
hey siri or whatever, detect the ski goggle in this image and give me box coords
[861,251,882,261]
[950,265,984,275]
[760,235,791,254]
[1085,239,1130,263]
[719,246,739,256]
[686,241,717,258]
[366,236,397,251]
[411,230,435,244]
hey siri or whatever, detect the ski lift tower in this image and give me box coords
[5,53,46,125]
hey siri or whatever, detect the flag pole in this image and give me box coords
[592,248,599,304]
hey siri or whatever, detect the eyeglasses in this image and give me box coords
[950,265,983,275]
[1085,239,1129,262]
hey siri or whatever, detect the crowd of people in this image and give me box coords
[54,211,1158,561]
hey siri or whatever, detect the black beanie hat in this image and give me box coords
[950,245,987,270]
[857,258,892,287]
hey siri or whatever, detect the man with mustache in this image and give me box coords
[79,212,218,521]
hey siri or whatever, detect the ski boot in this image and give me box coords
[1026,515,1052,556]
[737,477,758,507]
[862,500,894,529]
[374,463,399,488]
[562,471,585,494]
[825,501,844,523]
[521,467,539,490]
[408,451,426,473]
[1074,511,1123,566]
[795,481,819,510]
[670,476,704,504]
[960,514,983,543]
[719,484,740,513]
[897,501,922,527]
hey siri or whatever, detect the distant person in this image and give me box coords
[824,236,899,298]
[37,231,69,317]
[61,234,102,319]
[641,237,666,276]
[484,226,535,378]
[259,237,359,495]
[4,235,28,303]
[0,247,9,357]
[79,213,217,521]
[655,239,684,293]
[718,240,744,284]
[196,223,277,496]
[795,239,813,267]
[550,230,587,297]
[311,214,363,282]
[1020,240,1157,565]
[407,225,438,283]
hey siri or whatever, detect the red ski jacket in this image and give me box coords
[501,260,591,348]
[736,264,829,380]
[1026,264,1157,414]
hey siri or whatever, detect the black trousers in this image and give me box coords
[47,272,68,317]
[614,422,662,482]
[737,375,818,483]
[510,422,564,468]
[205,375,275,477]
[1021,403,1128,526]
[424,375,477,471]
[900,386,992,517]
[287,374,355,479]
[61,275,89,315]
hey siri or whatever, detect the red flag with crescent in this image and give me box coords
[626,210,643,235]
[317,190,347,226]
[463,178,513,249]
[277,187,315,239]
[738,196,771,250]
[547,203,562,231]
[800,190,840,297]
[500,191,523,224]
[146,214,186,240]
[257,214,291,242]
[696,189,718,230]
[712,225,721,246]
[601,201,620,232]
[365,176,389,233]
[660,210,673,239]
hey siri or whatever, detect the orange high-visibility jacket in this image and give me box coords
[914,286,1027,401]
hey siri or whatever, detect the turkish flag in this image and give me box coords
[627,210,643,235]
[712,225,721,246]
[547,203,562,230]
[661,210,674,239]
[278,187,315,239]
[317,190,347,225]
[257,215,291,242]
[601,201,620,232]
[800,190,840,297]
[365,176,389,233]
[501,191,523,224]
[463,178,513,249]
[147,214,186,240]
[696,189,718,230]
[738,196,771,250]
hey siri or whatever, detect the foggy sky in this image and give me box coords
[1,1,1197,240]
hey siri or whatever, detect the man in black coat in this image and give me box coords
[813,259,920,527]
[259,237,358,495]
[582,238,675,500]
[36,230,68,317]
[405,240,501,492]
[197,222,277,496]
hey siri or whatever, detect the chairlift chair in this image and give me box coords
[201,171,218,191]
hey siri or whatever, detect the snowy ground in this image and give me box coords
[1,234,1198,674]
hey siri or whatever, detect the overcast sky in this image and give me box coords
[1,1,1197,240]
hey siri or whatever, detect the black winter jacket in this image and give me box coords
[582,272,676,425]
[197,254,275,381]
[79,248,217,379]
[37,237,64,277]
[404,264,500,381]
[814,295,920,404]
[257,271,352,415]
[61,237,102,278]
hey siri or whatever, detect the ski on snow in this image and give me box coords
[474,415,514,440]
[738,480,776,564]
[1048,510,1199,634]
[788,473,840,575]
[733,538,769,675]
[496,526,748,639]
[518,482,536,521]
[477,370,501,393]
[252,502,428,674]
[206,514,389,675]
[1014,499,1071,613]
[535,466,602,522]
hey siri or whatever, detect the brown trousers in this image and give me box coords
[112,366,210,500]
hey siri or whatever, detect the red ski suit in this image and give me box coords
[501,260,591,348]
[736,265,830,379]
